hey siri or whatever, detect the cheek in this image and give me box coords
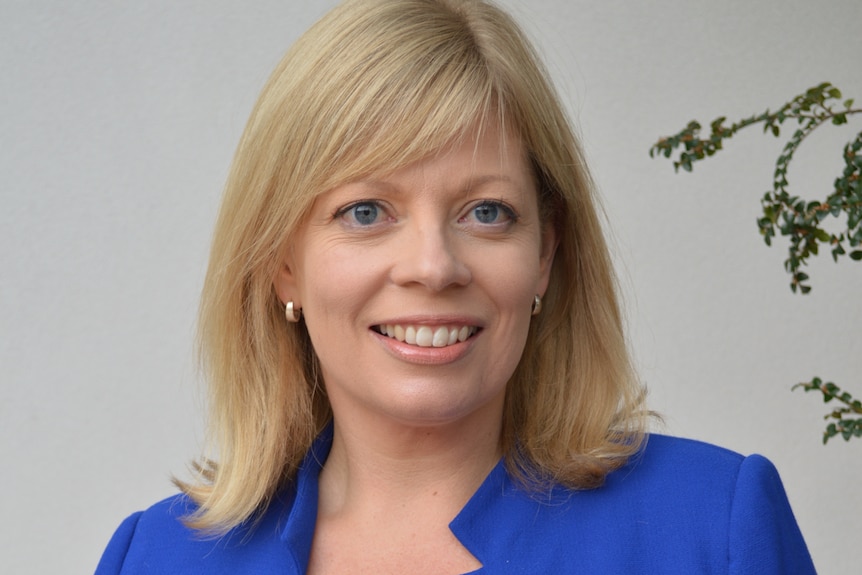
[477,239,544,296]
[299,242,383,306]
[296,245,386,352]
[472,243,542,338]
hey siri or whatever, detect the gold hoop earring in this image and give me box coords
[285,301,302,323]
[531,294,542,316]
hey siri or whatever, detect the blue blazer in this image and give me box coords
[96,429,816,574]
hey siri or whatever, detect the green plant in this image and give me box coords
[793,379,862,443]
[649,82,861,442]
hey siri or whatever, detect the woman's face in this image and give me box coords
[275,121,556,430]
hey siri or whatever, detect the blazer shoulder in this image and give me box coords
[95,494,199,575]
[623,433,747,486]
[641,433,745,464]
[95,491,304,574]
[95,510,144,575]
[135,492,200,531]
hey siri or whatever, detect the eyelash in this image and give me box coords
[332,199,519,227]
[462,200,519,225]
[333,200,388,227]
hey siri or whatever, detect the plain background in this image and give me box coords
[2,0,860,572]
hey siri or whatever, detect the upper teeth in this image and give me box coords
[378,325,476,347]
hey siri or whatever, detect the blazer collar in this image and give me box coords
[278,424,333,571]
[277,423,527,574]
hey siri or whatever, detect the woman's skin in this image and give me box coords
[275,120,556,574]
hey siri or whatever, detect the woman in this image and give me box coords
[97,0,815,573]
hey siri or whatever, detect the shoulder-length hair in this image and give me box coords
[181,0,647,533]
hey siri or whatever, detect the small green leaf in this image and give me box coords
[850,251,862,261]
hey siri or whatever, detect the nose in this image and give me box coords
[390,221,472,291]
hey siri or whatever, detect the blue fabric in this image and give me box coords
[95,430,816,574]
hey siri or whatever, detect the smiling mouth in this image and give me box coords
[373,324,479,348]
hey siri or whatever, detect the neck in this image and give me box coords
[317,400,504,521]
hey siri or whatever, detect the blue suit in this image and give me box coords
[96,428,816,573]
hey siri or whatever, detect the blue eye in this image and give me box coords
[469,201,515,225]
[474,203,500,224]
[352,203,378,225]
[340,201,381,226]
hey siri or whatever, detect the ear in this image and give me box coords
[537,225,558,296]
[273,253,300,308]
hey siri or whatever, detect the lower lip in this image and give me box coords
[370,329,477,365]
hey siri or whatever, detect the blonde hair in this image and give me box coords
[182,0,647,533]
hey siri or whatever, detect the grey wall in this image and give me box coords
[2,1,860,572]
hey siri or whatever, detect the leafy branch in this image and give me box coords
[649,82,861,442]
[793,378,862,443]
[649,82,862,294]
